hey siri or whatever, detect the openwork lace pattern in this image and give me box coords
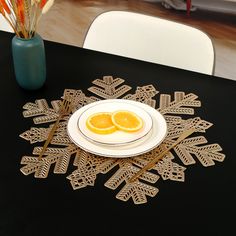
[20,76,225,204]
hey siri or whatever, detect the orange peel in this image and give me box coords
[86,112,117,134]
[111,110,143,132]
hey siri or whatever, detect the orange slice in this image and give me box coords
[111,110,143,132]
[86,112,117,134]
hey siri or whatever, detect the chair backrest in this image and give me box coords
[83,11,215,75]
[0,15,14,33]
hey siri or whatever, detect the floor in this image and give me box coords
[37,0,236,81]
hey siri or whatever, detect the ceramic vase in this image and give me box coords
[12,34,46,90]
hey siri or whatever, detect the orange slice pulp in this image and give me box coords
[111,110,143,132]
[86,112,117,134]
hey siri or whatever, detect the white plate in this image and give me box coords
[77,101,153,146]
[67,99,167,158]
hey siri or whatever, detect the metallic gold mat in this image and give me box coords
[20,76,225,204]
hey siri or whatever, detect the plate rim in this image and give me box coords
[77,101,154,146]
[67,99,168,158]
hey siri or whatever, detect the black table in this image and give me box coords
[0,31,236,236]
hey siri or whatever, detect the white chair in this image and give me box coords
[0,14,14,33]
[83,11,215,75]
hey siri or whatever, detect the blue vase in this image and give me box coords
[12,34,46,90]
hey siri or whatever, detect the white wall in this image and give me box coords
[0,15,14,33]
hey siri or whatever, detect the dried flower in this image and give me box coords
[0,0,54,38]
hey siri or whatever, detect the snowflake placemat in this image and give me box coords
[20,76,225,204]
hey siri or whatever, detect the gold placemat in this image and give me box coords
[20,76,225,204]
